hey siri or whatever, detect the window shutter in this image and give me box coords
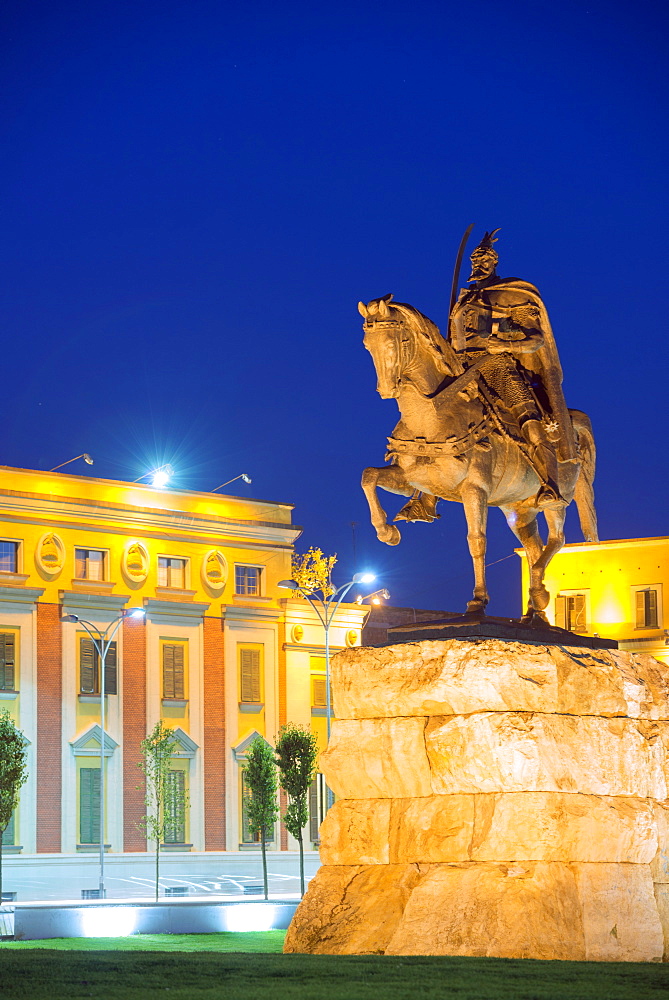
[165,770,186,843]
[647,589,658,628]
[80,767,101,844]
[2,810,15,846]
[0,633,15,691]
[635,590,646,628]
[163,645,175,699]
[80,638,97,694]
[173,645,185,700]
[240,770,256,843]
[573,594,586,633]
[240,649,261,702]
[312,677,327,707]
[309,779,320,843]
[554,595,566,630]
[104,641,117,695]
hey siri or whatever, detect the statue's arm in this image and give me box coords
[486,302,545,354]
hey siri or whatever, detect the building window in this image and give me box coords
[0,632,16,692]
[0,541,18,574]
[635,588,659,629]
[235,565,261,596]
[239,646,262,704]
[555,593,587,633]
[240,769,273,845]
[80,767,101,844]
[311,675,332,710]
[158,557,186,589]
[79,637,117,695]
[2,810,15,847]
[163,770,187,844]
[309,774,329,843]
[162,643,186,700]
[75,548,106,581]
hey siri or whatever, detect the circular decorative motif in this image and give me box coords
[122,541,149,584]
[345,629,360,648]
[291,624,304,643]
[36,532,65,577]
[202,549,228,592]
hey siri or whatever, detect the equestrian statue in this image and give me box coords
[359,228,598,621]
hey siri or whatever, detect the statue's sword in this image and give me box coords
[448,223,474,351]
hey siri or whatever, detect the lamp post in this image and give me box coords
[61,607,145,897]
[278,571,375,808]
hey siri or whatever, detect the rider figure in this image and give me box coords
[449,229,573,509]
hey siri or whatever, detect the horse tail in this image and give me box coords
[569,408,599,542]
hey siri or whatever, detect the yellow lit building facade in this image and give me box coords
[0,465,366,899]
[519,536,669,665]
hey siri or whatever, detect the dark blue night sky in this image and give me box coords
[1,0,667,614]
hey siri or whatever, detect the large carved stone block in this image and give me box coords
[425,713,668,799]
[575,863,664,962]
[320,792,657,866]
[321,714,667,800]
[332,640,669,722]
[471,791,657,864]
[283,863,422,956]
[320,717,432,799]
[285,861,665,962]
[385,861,586,960]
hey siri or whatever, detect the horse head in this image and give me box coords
[360,295,453,399]
[359,294,402,398]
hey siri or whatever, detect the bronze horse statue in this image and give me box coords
[359,294,598,619]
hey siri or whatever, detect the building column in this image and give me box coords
[36,603,62,853]
[122,615,147,851]
[203,615,226,850]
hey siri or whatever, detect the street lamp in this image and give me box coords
[133,464,174,488]
[279,570,375,810]
[61,607,145,897]
[212,473,252,491]
[355,588,391,605]
[49,453,94,472]
[278,570,375,746]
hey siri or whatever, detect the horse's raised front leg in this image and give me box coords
[361,465,413,546]
[461,483,489,613]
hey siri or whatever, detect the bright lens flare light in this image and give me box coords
[81,906,137,938]
[224,903,278,932]
[358,572,375,584]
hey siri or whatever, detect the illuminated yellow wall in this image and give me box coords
[519,536,669,664]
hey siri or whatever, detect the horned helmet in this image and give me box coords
[468,228,501,283]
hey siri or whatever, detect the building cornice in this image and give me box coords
[0,491,302,548]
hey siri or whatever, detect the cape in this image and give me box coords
[451,277,577,462]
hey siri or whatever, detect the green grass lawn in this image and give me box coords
[2,930,286,953]
[0,934,667,1000]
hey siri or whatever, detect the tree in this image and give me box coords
[275,723,319,897]
[0,710,28,903]
[137,720,186,901]
[244,737,279,900]
[291,547,337,599]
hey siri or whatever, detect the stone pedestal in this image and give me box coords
[284,639,669,961]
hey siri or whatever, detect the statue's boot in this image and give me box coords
[394,492,440,523]
[522,420,568,509]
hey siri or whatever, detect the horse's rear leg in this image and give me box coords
[503,507,547,618]
[461,484,489,613]
[361,465,413,546]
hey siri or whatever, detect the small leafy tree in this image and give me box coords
[291,547,337,598]
[0,710,28,903]
[244,737,279,900]
[137,721,186,901]
[275,724,319,897]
